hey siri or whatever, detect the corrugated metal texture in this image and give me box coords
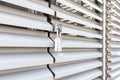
[107,0,120,80]
[49,0,103,80]
[0,0,54,80]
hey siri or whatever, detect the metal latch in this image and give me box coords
[54,24,62,52]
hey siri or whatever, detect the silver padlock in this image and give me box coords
[54,24,62,52]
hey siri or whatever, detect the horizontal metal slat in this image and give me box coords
[30,0,49,7]
[59,12,101,29]
[0,47,47,53]
[62,39,102,48]
[50,60,102,79]
[110,50,120,56]
[111,75,120,80]
[81,0,102,12]
[116,0,120,4]
[51,51,102,63]
[0,5,47,21]
[56,0,102,21]
[52,5,102,30]
[0,67,53,80]
[58,69,102,80]
[108,4,120,77]
[111,1,120,11]
[110,68,120,78]
[111,56,120,63]
[110,43,120,48]
[51,33,102,48]
[0,12,53,31]
[61,26,102,38]
[0,25,48,36]
[108,34,120,42]
[0,33,53,47]
[109,22,120,30]
[52,19,102,39]
[1,0,54,15]
[0,52,53,71]
[110,15,120,24]
[110,8,120,18]
[56,11,102,30]
[109,37,120,42]
[110,62,120,70]
[109,29,120,36]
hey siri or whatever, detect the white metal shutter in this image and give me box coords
[0,0,111,80]
[49,0,103,80]
[107,0,120,80]
[0,0,54,80]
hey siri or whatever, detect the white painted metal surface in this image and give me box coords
[58,69,102,80]
[0,12,53,31]
[0,33,53,47]
[1,0,54,15]
[81,0,102,12]
[56,11,102,30]
[50,60,102,79]
[56,0,102,21]
[51,0,103,79]
[107,0,120,79]
[51,5,102,30]
[0,1,54,80]
[52,19,102,39]
[1,0,117,80]
[0,67,53,80]
[51,51,102,63]
[0,52,53,70]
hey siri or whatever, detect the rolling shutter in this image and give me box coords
[0,0,54,80]
[49,0,104,80]
[107,0,120,80]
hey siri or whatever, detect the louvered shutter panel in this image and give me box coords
[107,0,120,80]
[0,0,54,80]
[49,0,103,80]
[1,0,117,80]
